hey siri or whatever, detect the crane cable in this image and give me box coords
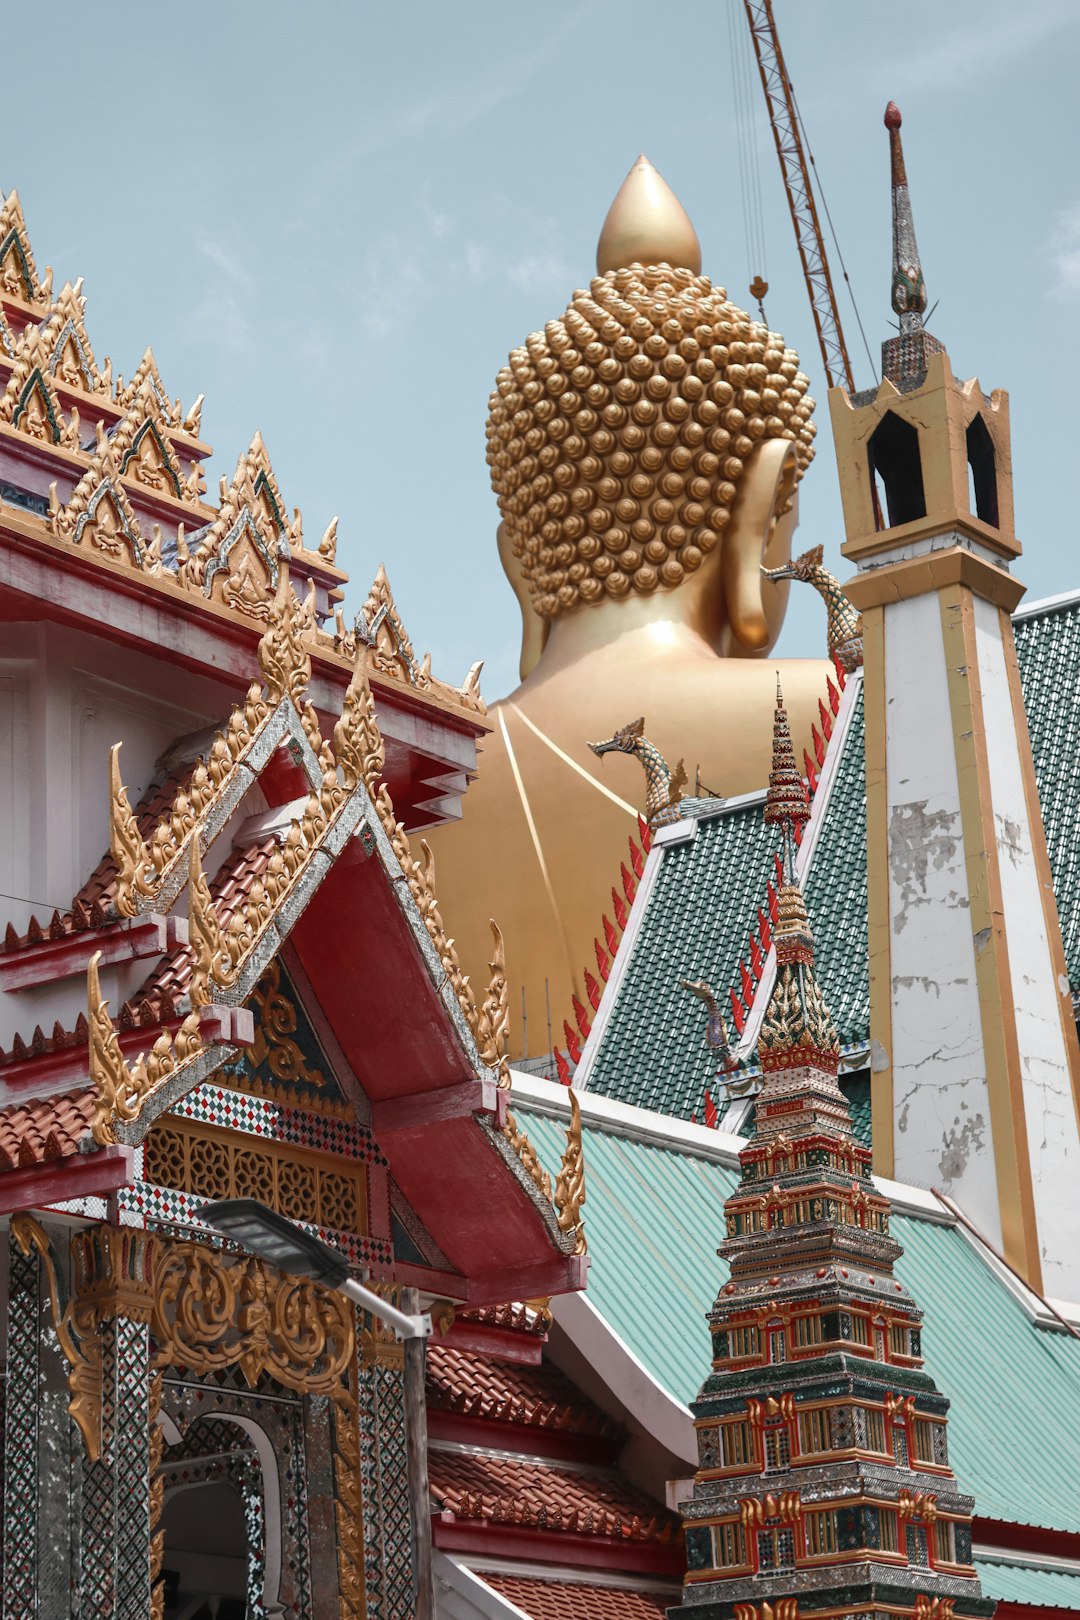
[785,70,876,382]
[727,0,769,316]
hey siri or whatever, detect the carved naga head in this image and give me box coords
[760,542,824,585]
[588,717,645,759]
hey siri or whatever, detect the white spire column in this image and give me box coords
[829,105,1080,1304]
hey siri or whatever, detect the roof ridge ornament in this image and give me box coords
[588,717,687,830]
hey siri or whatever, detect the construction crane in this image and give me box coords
[742,0,857,393]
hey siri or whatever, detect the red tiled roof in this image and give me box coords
[479,1572,671,1618]
[427,1342,617,1440]
[430,1448,677,1543]
[0,1087,95,1168]
[126,836,278,1014]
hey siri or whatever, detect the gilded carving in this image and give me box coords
[473,918,510,1086]
[186,838,235,1001]
[109,742,156,918]
[88,950,204,1145]
[151,1239,355,1397]
[554,1088,587,1254]
[333,650,385,795]
[246,957,328,1089]
[332,1378,365,1620]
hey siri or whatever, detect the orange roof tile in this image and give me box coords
[428,1343,616,1440]
[480,1572,671,1618]
[430,1448,676,1543]
[0,1087,95,1168]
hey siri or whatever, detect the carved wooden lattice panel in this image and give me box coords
[144,1117,368,1235]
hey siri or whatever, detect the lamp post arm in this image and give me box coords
[338,1276,432,1342]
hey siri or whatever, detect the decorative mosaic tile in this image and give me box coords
[2,1236,40,1619]
[172,1080,383,1164]
[122,1182,394,1272]
[357,1356,415,1620]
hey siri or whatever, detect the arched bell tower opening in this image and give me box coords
[965,412,999,527]
[867,411,926,529]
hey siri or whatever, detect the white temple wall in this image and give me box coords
[973,596,1080,1300]
[0,621,258,1048]
[883,591,1003,1246]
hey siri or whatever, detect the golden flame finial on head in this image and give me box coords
[596,154,702,276]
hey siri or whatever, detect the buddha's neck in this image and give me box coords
[539,592,708,667]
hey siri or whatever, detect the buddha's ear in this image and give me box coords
[498,522,549,680]
[723,439,801,653]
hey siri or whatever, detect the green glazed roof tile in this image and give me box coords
[518,1109,1080,1535]
[975,1559,1080,1609]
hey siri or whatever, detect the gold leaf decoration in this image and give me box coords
[554,1087,587,1255]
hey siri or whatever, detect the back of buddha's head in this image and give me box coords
[487,156,816,621]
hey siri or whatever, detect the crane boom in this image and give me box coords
[743,0,855,392]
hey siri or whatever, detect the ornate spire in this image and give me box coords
[596,154,702,276]
[882,104,944,385]
[670,698,992,1620]
[759,683,839,1076]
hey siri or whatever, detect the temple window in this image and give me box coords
[793,1313,823,1349]
[934,1521,956,1563]
[847,1313,870,1347]
[906,1525,930,1567]
[914,1418,946,1464]
[719,1419,755,1468]
[966,414,999,527]
[804,1509,838,1557]
[763,1421,791,1471]
[728,1325,760,1361]
[797,1407,830,1455]
[890,1323,909,1356]
[767,1323,787,1365]
[756,1525,796,1573]
[878,1510,900,1554]
[853,1407,886,1453]
[715,1522,748,1568]
[868,411,927,529]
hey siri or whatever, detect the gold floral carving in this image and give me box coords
[186,839,234,1001]
[88,951,203,1146]
[740,1491,803,1527]
[358,1279,406,1369]
[0,191,46,303]
[109,743,155,918]
[474,919,510,1086]
[246,958,327,1089]
[554,1088,587,1255]
[151,1238,355,1397]
[333,651,384,794]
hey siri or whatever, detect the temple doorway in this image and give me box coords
[161,1478,248,1618]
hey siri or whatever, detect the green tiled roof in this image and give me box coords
[585,683,867,1117]
[584,798,778,1118]
[975,1558,1080,1609]
[1015,599,1080,987]
[584,595,1080,1122]
[520,1108,1080,1535]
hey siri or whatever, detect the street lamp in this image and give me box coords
[196,1198,435,1619]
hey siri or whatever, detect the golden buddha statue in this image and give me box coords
[427,157,831,1060]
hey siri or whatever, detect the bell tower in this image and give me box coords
[830,105,1080,1303]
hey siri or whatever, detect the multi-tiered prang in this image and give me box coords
[670,690,993,1620]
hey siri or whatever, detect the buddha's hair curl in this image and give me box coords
[486,263,816,618]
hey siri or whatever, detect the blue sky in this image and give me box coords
[6,1,1080,696]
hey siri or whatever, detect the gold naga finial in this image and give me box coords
[596,154,702,275]
[109,743,155,918]
[761,544,864,671]
[589,717,686,830]
[474,919,510,1086]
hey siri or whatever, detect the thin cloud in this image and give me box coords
[199,240,253,287]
